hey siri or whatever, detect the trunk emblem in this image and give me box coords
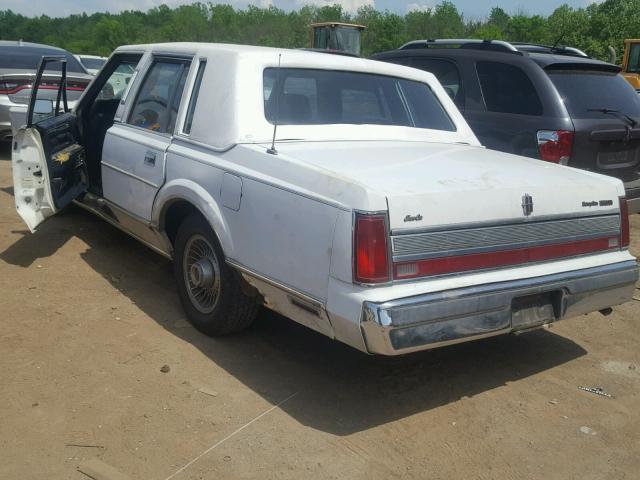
[522,193,534,216]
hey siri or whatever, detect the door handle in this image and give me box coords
[144,151,156,166]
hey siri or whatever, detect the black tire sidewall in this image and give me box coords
[173,215,232,334]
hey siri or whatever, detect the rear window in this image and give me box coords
[0,48,86,73]
[548,70,640,119]
[263,68,455,131]
[476,61,543,116]
[80,57,106,70]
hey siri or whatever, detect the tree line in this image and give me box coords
[0,0,638,62]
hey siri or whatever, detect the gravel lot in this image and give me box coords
[1,141,639,480]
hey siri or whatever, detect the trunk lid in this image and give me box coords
[0,70,92,105]
[275,141,623,231]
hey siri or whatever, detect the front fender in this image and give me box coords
[152,179,234,256]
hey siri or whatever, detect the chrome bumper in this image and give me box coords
[624,179,640,214]
[361,260,639,355]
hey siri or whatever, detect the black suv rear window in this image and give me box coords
[548,70,640,119]
[476,61,543,116]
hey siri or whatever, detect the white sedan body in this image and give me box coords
[12,43,639,355]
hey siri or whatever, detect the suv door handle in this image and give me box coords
[144,151,156,166]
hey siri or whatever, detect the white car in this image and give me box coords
[11,43,639,355]
[74,54,107,75]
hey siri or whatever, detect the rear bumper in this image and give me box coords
[361,260,638,355]
[625,180,640,213]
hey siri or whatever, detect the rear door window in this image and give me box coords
[476,61,543,116]
[128,59,190,134]
[547,70,640,119]
[409,58,464,110]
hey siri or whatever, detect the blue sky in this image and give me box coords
[0,0,599,19]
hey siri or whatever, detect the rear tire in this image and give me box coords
[173,214,259,336]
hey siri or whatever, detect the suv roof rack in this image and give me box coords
[399,39,590,58]
[509,42,589,57]
[400,39,519,53]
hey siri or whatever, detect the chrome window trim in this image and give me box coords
[179,57,207,137]
[111,121,172,140]
[125,54,193,133]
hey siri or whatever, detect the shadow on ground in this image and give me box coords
[0,207,587,435]
[0,141,10,160]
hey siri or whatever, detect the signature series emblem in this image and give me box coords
[404,214,423,222]
[582,200,613,207]
[521,193,534,217]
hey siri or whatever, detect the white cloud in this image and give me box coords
[295,0,375,14]
[406,2,431,13]
[257,0,274,6]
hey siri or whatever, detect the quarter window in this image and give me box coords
[476,61,543,116]
[183,61,206,134]
[128,59,190,134]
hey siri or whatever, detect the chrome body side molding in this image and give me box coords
[74,195,172,259]
[226,259,334,337]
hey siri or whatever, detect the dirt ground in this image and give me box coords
[1,141,639,480]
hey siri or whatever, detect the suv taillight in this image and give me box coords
[620,197,630,248]
[354,213,390,284]
[537,130,574,164]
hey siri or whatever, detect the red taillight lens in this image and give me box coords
[354,213,390,284]
[0,79,31,94]
[620,197,630,248]
[0,79,86,95]
[537,130,574,164]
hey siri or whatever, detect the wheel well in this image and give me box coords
[163,200,201,247]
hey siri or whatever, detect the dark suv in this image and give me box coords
[372,39,640,213]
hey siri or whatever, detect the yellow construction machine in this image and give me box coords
[613,39,640,91]
[309,22,366,56]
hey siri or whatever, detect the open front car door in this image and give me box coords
[12,55,87,232]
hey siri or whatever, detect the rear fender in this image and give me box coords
[152,179,234,256]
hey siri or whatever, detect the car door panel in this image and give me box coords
[101,124,169,219]
[11,57,87,232]
[101,57,191,221]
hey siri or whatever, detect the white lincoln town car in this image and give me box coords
[11,43,639,355]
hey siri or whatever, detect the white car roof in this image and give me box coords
[115,42,479,150]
